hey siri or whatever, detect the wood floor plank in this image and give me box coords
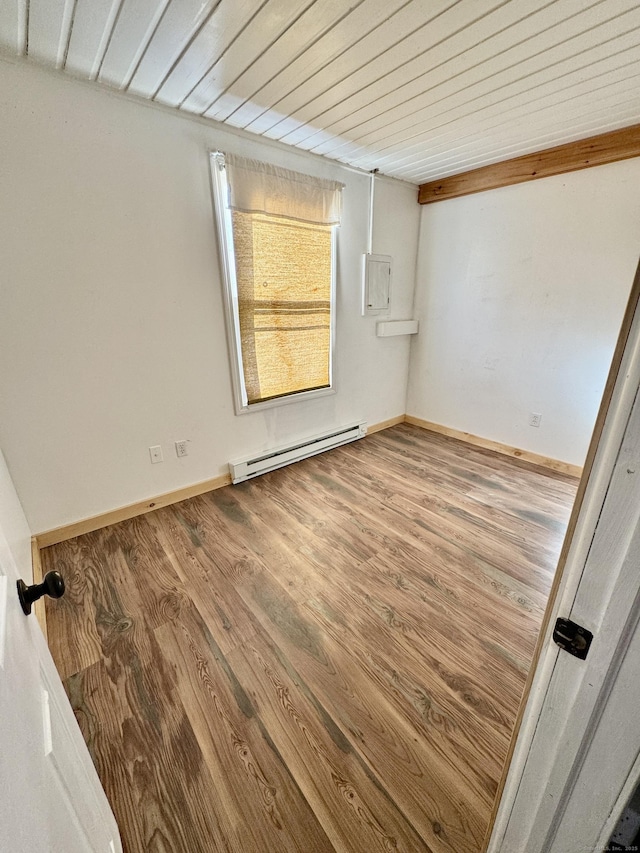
[59,543,230,851]
[66,657,233,853]
[310,439,567,589]
[239,457,549,648]
[371,425,576,503]
[42,536,109,680]
[109,515,189,631]
[200,468,527,746]
[227,566,488,853]
[301,588,503,804]
[227,630,435,853]
[349,424,576,529]
[42,424,578,853]
[155,601,336,853]
[148,504,266,654]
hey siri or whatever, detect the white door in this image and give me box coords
[489,263,640,852]
[0,451,121,853]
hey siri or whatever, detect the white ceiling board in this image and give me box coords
[337,28,640,171]
[64,0,123,78]
[149,0,265,106]
[202,0,370,124]
[403,108,640,181]
[256,0,468,144]
[384,86,640,180]
[1,0,639,184]
[99,0,170,88]
[356,108,640,183]
[125,0,221,98]
[27,0,73,66]
[0,0,26,55]
[228,0,410,133]
[349,48,640,173]
[179,0,316,114]
[299,0,612,154]
[365,58,640,177]
[282,0,540,149]
[312,12,640,161]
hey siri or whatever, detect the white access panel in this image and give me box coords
[362,253,392,314]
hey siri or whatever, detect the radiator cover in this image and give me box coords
[229,423,367,484]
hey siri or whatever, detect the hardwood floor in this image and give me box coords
[42,424,578,853]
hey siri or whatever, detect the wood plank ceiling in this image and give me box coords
[1,0,639,184]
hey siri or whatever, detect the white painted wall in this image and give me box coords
[0,450,32,583]
[407,163,640,467]
[0,58,420,532]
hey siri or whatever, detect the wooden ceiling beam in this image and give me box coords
[418,123,640,204]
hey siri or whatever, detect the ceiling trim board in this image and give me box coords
[417,122,640,203]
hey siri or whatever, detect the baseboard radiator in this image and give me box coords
[229,423,367,484]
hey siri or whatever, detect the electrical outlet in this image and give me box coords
[529,412,542,428]
[175,440,188,458]
[149,445,163,464]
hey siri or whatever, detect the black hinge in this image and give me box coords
[553,618,593,660]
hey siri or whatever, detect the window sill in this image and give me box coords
[234,385,336,416]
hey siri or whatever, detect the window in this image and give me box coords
[210,153,344,413]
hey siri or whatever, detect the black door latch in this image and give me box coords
[553,617,593,660]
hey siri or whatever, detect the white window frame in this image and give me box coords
[210,151,337,415]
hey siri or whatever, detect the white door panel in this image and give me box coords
[0,527,49,851]
[501,387,640,851]
[549,583,640,853]
[491,262,640,852]
[42,653,118,850]
[0,449,121,853]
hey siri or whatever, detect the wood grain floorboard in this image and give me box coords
[155,601,335,853]
[42,424,578,853]
[233,566,488,852]
[227,630,433,852]
[209,474,523,776]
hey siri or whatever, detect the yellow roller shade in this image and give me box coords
[231,211,332,404]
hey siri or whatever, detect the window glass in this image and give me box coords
[210,153,343,412]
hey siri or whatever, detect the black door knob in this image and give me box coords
[17,571,65,615]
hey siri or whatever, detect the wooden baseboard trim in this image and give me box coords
[35,414,575,550]
[35,473,232,549]
[35,421,403,550]
[367,415,405,434]
[404,415,583,478]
